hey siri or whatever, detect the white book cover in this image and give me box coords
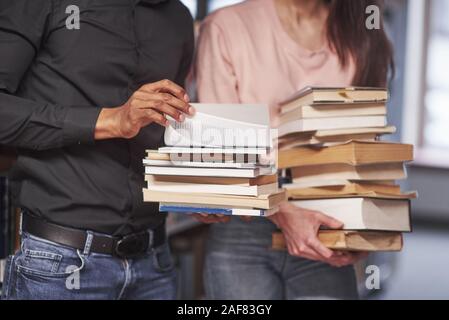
[165,103,272,148]
[142,159,262,169]
[278,115,387,136]
[145,165,277,178]
[292,198,410,231]
[147,180,279,197]
[157,146,270,155]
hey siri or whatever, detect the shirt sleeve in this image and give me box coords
[194,19,240,103]
[0,0,101,151]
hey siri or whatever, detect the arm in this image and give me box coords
[195,19,240,104]
[0,0,192,151]
[0,0,102,150]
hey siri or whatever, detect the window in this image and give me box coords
[424,0,449,149]
[208,0,243,13]
[180,0,198,18]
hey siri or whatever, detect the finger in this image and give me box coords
[141,79,189,102]
[149,100,185,122]
[240,216,253,222]
[218,216,231,223]
[190,215,209,223]
[151,92,191,114]
[315,212,344,229]
[283,234,326,262]
[134,97,185,121]
[143,109,168,127]
[309,239,335,260]
[328,252,362,267]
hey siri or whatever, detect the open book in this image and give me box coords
[164,103,272,148]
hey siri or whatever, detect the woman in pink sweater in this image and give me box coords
[194,0,393,299]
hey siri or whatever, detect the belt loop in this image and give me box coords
[148,229,154,251]
[19,211,24,236]
[83,231,94,256]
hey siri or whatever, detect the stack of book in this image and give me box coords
[273,87,416,252]
[143,104,286,217]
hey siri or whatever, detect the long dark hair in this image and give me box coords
[326,0,394,87]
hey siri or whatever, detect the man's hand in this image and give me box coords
[95,79,195,140]
[191,214,231,224]
[268,202,368,267]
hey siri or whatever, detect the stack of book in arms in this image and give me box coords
[272,87,416,252]
[143,104,286,217]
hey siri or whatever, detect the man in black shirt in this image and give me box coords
[0,0,194,300]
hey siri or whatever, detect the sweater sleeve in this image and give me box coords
[194,19,240,104]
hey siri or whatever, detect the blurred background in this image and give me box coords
[1,0,449,300]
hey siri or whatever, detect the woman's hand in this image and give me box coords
[268,202,368,267]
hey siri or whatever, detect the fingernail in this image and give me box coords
[184,94,190,102]
[188,106,196,115]
[178,114,185,122]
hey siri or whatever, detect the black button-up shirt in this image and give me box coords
[0,0,194,235]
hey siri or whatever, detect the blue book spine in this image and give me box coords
[159,204,268,216]
[160,205,234,216]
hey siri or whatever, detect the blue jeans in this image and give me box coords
[204,218,359,300]
[1,232,176,300]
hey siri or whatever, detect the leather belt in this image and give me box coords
[21,213,166,259]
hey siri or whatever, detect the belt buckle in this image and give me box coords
[115,232,149,259]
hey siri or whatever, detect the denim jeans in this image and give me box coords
[204,217,359,300]
[1,232,176,300]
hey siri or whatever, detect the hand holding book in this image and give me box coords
[95,79,195,140]
[268,202,368,267]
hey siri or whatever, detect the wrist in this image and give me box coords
[95,107,123,140]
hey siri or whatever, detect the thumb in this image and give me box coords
[316,212,343,229]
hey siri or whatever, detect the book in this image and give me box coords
[143,189,287,209]
[291,198,411,231]
[145,174,278,186]
[279,102,386,123]
[147,149,269,165]
[157,147,270,156]
[287,189,417,200]
[143,158,264,169]
[144,165,276,178]
[159,203,278,217]
[286,181,403,197]
[271,231,403,252]
[279,134,377,150]
[313,126,396,137]
[278,126,396,149]
[291,162,407,182]
[280,87,388,114]
[146,175,279,197]
[278,115,387,137]
[278,141,414,169]
[164,103,271,148]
